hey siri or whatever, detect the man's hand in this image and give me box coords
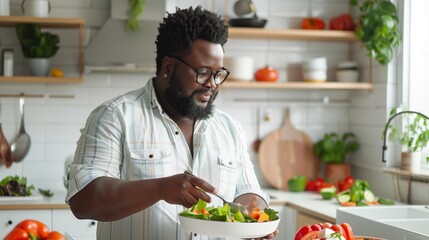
[159,173,215,208]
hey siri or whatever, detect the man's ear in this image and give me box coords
[161,56,172,77]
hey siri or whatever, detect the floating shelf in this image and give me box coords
[228,27,359,42]
[0,16,85,84]
[222,81,373,90]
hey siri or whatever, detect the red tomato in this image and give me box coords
[4,228,29,240]
[329,14,355,31]
[299,231,319,240]
[16,219,50,238]
[294,225,312,240]
[331,224,346,238]
[46,230,66,240]
[310,223,322,231]
[340,223,355,240]
[301,18,325,30]
[254,65,278,82]
[322,222,333,229]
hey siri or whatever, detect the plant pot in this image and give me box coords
[326,163,351,185]
[27,58,50,76]
[401,151,421,171]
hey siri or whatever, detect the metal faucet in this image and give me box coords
[382,110,429,163]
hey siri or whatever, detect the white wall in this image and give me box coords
[0,0,426,204]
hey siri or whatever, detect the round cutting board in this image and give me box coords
[258,109,320,190]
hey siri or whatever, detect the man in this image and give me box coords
[66,6,277,240]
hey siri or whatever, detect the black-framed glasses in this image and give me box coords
[167,55,230,85]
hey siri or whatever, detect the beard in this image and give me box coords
[165,74,218,120]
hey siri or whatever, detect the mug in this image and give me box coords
[21,0,51,17]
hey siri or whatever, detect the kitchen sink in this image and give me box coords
[337,205,429,219]
[337,205,429,240]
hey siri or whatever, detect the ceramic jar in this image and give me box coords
[21,0,51,17]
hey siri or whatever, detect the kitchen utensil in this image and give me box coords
[0,102,13,168]
[233,0,257,17]
[228,18,267,28]
[184,171,247,214]
[258,109,320,190]
[10,93,31,162]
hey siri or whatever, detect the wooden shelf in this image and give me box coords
[0,16,85,84]
[228,27,358,42]
[0,76,83,84]
[0,16,85,28]
[222,81,373,90]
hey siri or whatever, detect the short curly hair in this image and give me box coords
[155,6,229,75]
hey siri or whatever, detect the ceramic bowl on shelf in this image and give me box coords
[336,61,359,82]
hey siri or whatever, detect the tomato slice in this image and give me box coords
[299,231,319,240]
[310,223,322,231]
[331,224,346,238]
[340,223,355,240]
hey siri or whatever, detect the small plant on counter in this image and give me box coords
[350,0,401,65]
[314,132,359,164]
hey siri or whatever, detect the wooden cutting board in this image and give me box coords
[258,109,320,190]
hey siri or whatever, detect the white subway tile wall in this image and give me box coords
[1,0,418,203]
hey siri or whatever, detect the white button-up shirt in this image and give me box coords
[66,78,269,240]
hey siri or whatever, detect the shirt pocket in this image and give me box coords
[129,148,172,179]
[217,153,242,200]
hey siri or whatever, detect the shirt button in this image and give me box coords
[175,131,179,135]
[149,154,154,158]
[229,161,232,165]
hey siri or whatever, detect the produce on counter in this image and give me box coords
[320,186,337,200]
[301,18,326,30]
[179,199,279,223]
[4,219,65,240]
[288,176,307,192]
[0,175,34,196]
[306,177,335,192]
[294,222,355,240]
[336,179,395,206]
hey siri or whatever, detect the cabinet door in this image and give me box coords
[0,210,51,239]
[52,209,96,240]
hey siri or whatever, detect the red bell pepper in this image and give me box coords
[329,14,355,31]
[301,18,326,30]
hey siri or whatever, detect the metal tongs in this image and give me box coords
[184,170,247,214]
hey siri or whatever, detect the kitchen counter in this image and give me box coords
[0,191,69,210]
[0,189,337,221]
[266,189,337,222]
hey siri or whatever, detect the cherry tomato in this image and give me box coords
[254,65,279,82]
[310,223,322,231]
[46,230,66,240]
[4,228,29,240]
[301,18,325,30]
[299,230,319,240]
[340,223,355,240]
[331,224,346,238]
[322,222,333,228]
[294,225,312,240]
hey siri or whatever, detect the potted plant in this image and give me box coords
[350,0,401,65]
[314,132,359,184]
[16,23,59,76]
[384,107,429,171]
[127,0,146,30]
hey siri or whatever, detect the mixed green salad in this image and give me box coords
[0,175,34,196]
[180,199,279,223]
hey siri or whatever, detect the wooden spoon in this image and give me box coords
[252,107,261,152]
[0,102,13,168]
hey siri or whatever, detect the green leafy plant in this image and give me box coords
[350,0,401,65]
[385,107,429,161]
[314,132,359,164]
[127,0,146,30]
[16,23,59,58]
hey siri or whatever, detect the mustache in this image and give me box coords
[192,88,216,96]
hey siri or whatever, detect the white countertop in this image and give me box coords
[0,189,338,222]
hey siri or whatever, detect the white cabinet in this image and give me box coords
[52,209,97,240]
[0,209,96,239]
[0,210,52,239]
